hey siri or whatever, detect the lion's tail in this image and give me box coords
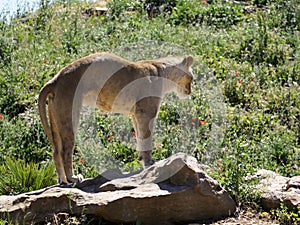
[38,82,55,147]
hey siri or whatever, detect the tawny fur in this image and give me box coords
[38,52,193,184]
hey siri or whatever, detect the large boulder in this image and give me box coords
[247,169,300,211]
[0,153,236,225]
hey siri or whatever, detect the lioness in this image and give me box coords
[38,52,193,184]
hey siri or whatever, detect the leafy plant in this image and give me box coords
[0,111,51,164]
[271,204,300,225]
[268,0,300,31]
[168,0,244,27]
[0,158,56,195]
[108,0,143,19]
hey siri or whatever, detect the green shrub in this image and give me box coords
[268,0,300,31]
[234,11,295,67]
[0,111,51,163]
[0,158,56,195]
[271,204,300,225]
[108,0,144,19]
[168,0,244,28]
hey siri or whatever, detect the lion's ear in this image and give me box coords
[182,56,194,67]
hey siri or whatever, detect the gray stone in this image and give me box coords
[82,7,108,17]
[247,169,300,211]
[0,153,236,225]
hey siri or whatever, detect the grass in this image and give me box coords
[0,0,299,224]
[0,157,56,195]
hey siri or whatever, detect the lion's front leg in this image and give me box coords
[132,113,155,167]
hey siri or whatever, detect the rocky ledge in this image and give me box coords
[247,169,300,211]
[0,153,236,225]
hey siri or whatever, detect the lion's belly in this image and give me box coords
[82,91,135,114]
[96,94,136,114]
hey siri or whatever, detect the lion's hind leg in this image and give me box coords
[48,106,68,184]
[61,130,83,183]
[51,98,83,184]
[58,107,83,184]
[52,133,69,184]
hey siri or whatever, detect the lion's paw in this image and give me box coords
[68,174,84,183]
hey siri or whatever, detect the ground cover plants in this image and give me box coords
[0,0,299,224]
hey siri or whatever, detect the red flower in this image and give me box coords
[219,167,225,171]
[157,145,161,150]
[199,120,207,125]
[238,80,243,85]
[133,132,137,137]
[203,0,208,5]
[45,59,49,64]
[79,159,83,163]
[108,136,113,141]
[192,117,197,121]
[192,122,196,126]
[0,114,3,119]
[235,69,240,77]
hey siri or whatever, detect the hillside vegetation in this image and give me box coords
[0,0,299,223]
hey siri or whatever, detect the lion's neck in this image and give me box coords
[159,68,179,96]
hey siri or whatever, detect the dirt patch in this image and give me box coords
[207,208,279,225]
[48,208,280,225]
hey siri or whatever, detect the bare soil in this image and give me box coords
[196,208,280,225]
[50,208,280,225]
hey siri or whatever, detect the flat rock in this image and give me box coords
[0,153,236,225]
[247,169,300,211]
[82,7,108,17]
